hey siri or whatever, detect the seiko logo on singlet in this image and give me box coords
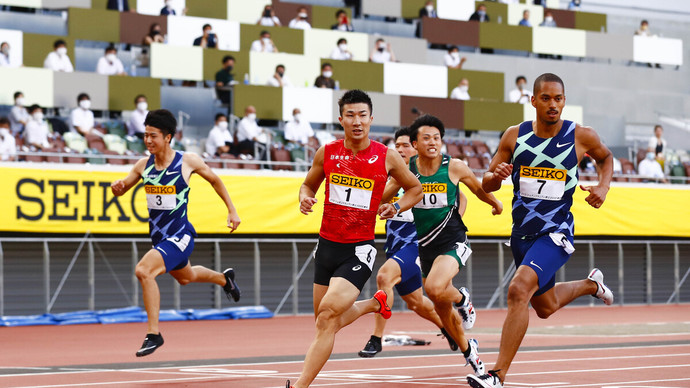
[144,185,177,194]
[520,166,566,181]
[330,155,351,160]
[330,173,373,190]
[421,183,447,193]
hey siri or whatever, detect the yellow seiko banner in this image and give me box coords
[1,165,689,237]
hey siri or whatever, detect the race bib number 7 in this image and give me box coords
[328,173,374,210]
[145,185,177,210]
[519,166,567,201]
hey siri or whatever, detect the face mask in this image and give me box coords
[247,113,257,121]
[225,65,233,71]
[1,47,8,54]
[79,99,91,110]
[277,71,284,77]
[15,97,24,106]
[57,47,67,56]
[322,70,332,78]
[517,83,525,90]
[545,16,553,23]
[294,114,302,122]
[218,121,229,130]
[262,37,271,44]
[298,12,308,18]
[263,9,271,17]
[426,5,434,13]
[478,10,486,16]
[33,112,44,121]
[574,0,581,5]
[0,128,10,137]
[137,101,148,111]
[106,53,117,62]
[339,43,348,51]
[646,152,655,161]
[152,29,161,35]
[459,85,469,93]
[451,52,459,59]
[205,29,212,35]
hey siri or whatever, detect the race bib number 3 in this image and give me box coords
[519,166,567,201]
[414,183,448,209]
[328,173,374,210]
[145,185,177,210]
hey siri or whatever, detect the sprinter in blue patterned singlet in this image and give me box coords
[111,109,242,358]
[468,73,615,388]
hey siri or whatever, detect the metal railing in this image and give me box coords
[0,237,688,317]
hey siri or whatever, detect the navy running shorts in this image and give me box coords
[154,234,194,272]
[389,243,423,296]
[510,233,573,296]
[314,236,376,291]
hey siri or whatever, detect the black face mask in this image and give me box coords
[277,71,284,77]
[263,9,271,17]
[377,47,384,52]
[226,65,233,72]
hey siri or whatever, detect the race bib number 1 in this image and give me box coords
[328,173,374,210]
[519,166,567,201]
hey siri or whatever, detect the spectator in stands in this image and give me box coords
[128,95,148,139]
[314,63,336,89]
[508,75,532,104]
[106,0,130,12]
[70,93,96,137]
[519,10,531,27]
[250,30,278,53]
[43,39,74,72]
[205,113,233,156]
[193,24,218,49]
[284,108,315,149]
[469,4,489,22]
[635,20,652,36]
[648,124,667,164]
[450,78,471,100]
[0,42,11,67]
[331,9,354,32]
[237,105,268,160]
[444,46,466,69]
[638,151,667,183]
[568,0,582,11]
[215,55,235,104]
[257,5,281,27]
[144,23,165,45]
[267,64,293,88]
[24,105,51,150]
[9,91,29,135]
[160,0,185,16]
[0,117,16,161]
[540,11,557,27]
[96,45,127,76]
[370,38,396,63]
[289,6,312,30]
[330,38,353,61]
[415,1,437,38]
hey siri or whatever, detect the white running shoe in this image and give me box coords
[587,268,614,305]
[464,338,485,375]
[456,287,476,330]
[467,370,503,388]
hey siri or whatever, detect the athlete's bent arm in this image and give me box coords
[482,126,519,193]
[452,159,502,215]
[576,125,613,209]
[111,157,147,196]
[299,146,325,215]
[380,177,402,205]
[379,149,422,219]
[457,189,468,217]
[185,152,241,232]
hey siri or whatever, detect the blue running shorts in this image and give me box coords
[510,233,573,296]
[389,243,423,296]
[154,234,194,272]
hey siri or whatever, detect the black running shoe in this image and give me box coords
[223,268,241,302]
[136,333,164,357]
[440,328,459,351]
[358,335,382,358]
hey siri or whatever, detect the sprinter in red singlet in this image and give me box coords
[289,90,423,388]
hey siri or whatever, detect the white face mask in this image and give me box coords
[338,43,348,51]
[0,128,10,137]
[298,12,308,18]
[33,112,44,121]
[545,16,553,23]
[294,113,302,122]
[451,52,459,59]
[15,97,25,106]
[106,53,117,62]
[79,99,91,110]
[262,37,271,44]
[426,5,434,13]
[247,113,257,121]
[137,101,148,111]
[322,70,333,78]
[1,46,8,55]
[517,83,525,90]
[57,47,67,56]
[459,85,469,93]
[218,121,229,130]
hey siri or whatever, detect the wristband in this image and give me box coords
[392,202,401,214]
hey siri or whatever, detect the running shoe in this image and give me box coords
[440,328,459,351]
[455,287,476,330]
[464,338,485,375]
[587,268,614,305]
[135,333,164,357]
[223,268,241,302]
[373,290,392,319]
[467,369,503,388]
[358,335,382,358]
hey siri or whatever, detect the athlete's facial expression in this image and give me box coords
[144,126,171,154]
[339,103,372,141]
[413,126,442,159]
[532,81,565,126]
[395,135,416,164]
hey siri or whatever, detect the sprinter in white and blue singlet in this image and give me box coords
[111,109,242,357]
[358,127,474,358]
[468,73,615,388]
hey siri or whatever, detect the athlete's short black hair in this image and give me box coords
[0,116,10,127]
[408,114,445,142]
[338,89,372,116]
[144,109,177,141]
[533,72,565,96]
[394,127,410,141]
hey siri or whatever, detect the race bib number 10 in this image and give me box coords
[519,166,567,201]
[329,173,374,210]
[145,185,177,210]
[414,183,448,209]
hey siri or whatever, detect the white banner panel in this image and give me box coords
[281,87,334,123]
[633,36,683,66]
[137,0,186,16]
[0,29,23,68]
[304,29,369,62]
[437,0,475,21]
[523,104,583,127]
[533,26,586,57]
[150,43,203,81]
[0,67,53,107]
[1,0,40,6]
[167,15,239,51]
[227,0,271,24]
[362,0,401,18]
[248,51,320,90]
[383,62,447,99]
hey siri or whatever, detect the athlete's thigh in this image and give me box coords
[313,284,329,317]
[425,255,460,290]
[317,277,361,316]
[138,249,168,277]
[169,262,193,283]
[400,287,425,308]
[377,258,402,286]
